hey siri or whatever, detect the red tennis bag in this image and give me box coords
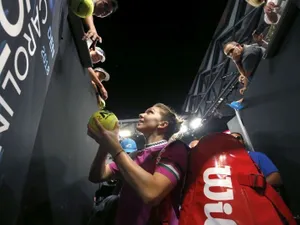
[179,133,296,225]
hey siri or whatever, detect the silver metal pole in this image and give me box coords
[235,109,255,151]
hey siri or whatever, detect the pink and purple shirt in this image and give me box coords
[109,140,188,225]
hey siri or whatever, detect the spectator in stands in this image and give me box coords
[90,47,106,64]
[231,132,282,187]
[252,23,270,48]
[86,39,107,96]
[106,138,137,163]
[88,103,187,225]
[86,39,106,64]
[82,0,119,42]
[252,30,269,48]
[91,67,110,102]
[223,41,265,110]
[120,138,138,153]
[246,0,287,25]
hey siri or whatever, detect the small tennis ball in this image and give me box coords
[98,98,106,110]
[70,0,94,18]
[89,110,118,131]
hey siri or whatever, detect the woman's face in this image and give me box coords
[136,106,166,136]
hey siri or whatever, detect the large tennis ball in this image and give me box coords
[70,0,94,18]
[89,110,118,132]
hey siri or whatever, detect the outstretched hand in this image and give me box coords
[83,29,102,43]
[99,86,108,100]
[88,68,103,89]
[239,87,247,95]
[264,2,278,14]
[87,118,120,153]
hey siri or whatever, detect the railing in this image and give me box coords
[203,72,239,119]
[184,3,265,120]
[195,60,229,114]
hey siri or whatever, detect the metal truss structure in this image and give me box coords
[182,0,266,120]
[119,0,267,135]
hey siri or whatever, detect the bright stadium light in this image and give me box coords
[119,129,132,138]
[180,124,188,133]
[190,118,202,129]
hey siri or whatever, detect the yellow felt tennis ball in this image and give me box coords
[70,0,94,18]
[89,110,118,131]
[98,98,106,110]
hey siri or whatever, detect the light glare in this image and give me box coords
[180,124,188,133]
[119,129,132,137]
[190,118,202,129]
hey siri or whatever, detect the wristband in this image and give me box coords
[113,150,124,161]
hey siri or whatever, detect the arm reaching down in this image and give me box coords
[264,2,280,24]
[111,142,188,205]
[88,145,114,183]
[266,172,282,187]
[83,16,102,42]
[238,75,249,95]
[88,67,103,89]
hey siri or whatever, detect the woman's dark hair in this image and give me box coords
[154,103,184,141]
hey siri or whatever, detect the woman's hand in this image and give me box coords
[240,87,247,95]
[88,68,102,89]
[264,2,278,14]
[252,30,264,44]
[238,74,248,84]
[83,28,102,43]
[99,86,108,100]
[87,118,120,154]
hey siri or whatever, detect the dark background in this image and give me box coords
[93,0,228,118]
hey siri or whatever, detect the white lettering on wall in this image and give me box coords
[14,46,29,81]
[0,0,24,37]
[39,0,48,24]
[2,71,21,95]
[0,96,14,133]
[31,5,41,38]
[23,24,37,56]
[0,0,52,151]
[0,43,11,73]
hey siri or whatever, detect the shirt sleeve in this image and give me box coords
[256,152,279,177]
[155,142,188,185]
[242,51,261,75]
[108,161,119,175]
[108,152,137,175]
